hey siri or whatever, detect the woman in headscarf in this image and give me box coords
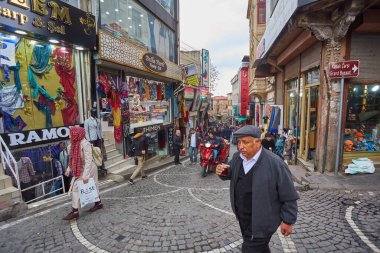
[63,126,103,220]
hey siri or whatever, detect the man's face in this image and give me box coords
[191,129,195,134]
[266,136,271,141]
[208,133,214,139]
[237,136,261,159]
[176,130,181,136]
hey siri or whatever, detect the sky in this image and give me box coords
[180,0,249,96]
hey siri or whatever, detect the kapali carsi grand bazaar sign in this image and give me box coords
[1,124,83,150]
[0,0,96,49]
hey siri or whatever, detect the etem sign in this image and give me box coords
[329,60,360,79]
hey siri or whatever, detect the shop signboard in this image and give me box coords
[183,63,199,86]
[1,124,83,150]
[240,67,249,116]
[329,60,360,79]
[168,125,174,155]
[0,0,96,49]
[142,53,167,73]
[201,49,210,88]
[134,123,163,134]
[183,87,195,100]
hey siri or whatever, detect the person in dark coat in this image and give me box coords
[261,133,276,152]
[216,125,298,253]
[173,129,183,165]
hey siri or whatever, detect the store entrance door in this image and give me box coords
[299,85,319,161]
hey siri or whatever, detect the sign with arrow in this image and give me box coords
[329,60,360,79]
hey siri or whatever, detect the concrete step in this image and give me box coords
[106,159,136,174]
[0,175,13,190]
[106,149,120,158]
[103,138,114,146]
[107,164,136,182]
[0,187,20,203]
[105,143,116,152]
[105,154,124,167]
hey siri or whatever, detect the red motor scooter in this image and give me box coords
[199,139,230,177]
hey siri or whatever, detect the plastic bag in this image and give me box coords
[345,158,375,174]
[77,178,100,207]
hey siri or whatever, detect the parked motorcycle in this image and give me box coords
[199,138,230,177]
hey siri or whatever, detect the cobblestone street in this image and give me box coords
[0,156,379,253]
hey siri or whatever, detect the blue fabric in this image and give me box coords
[9,61,22,91]
[167,85,172,98]
[268,107,276,133]
[28,67,57,100]
[188,146,198,163]
[29,44,53,77]
[33,100,53,128]
[174,97,178,117]
[148,15,157,54]
[2,111,26,132]
[213,149,218,161]
[48,179,62,196]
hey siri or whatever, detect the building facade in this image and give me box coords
[254,0,380,172]
[210,96,228,118]
[0,0,97,215]
[94,0,181,159]
[247,0,275,128]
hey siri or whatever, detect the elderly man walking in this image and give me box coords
[216,125,299,253]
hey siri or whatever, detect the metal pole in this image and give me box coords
[335,78,344,176]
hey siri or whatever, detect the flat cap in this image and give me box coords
[234,125,262,138]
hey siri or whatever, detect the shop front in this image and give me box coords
[96,29,181,159]
[0,0,96,203]
[342,33,380,164]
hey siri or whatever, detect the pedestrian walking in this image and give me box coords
[63,126,103,220]
[216,125,298,253]
[188,128,201,165]
[128,129,148,184]
[84,108,107,168]
[173,129,183,165]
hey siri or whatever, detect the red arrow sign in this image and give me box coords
[329,60,360,79]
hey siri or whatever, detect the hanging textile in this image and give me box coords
[272,107,281,131]
[52,47,78,125]
[149,81,157,100]
[28,67,58,100]
[145,81,150,100]
[2,111,26,132]
[9,61,22,91]
[157,83,162,100]
[174,97,178,118]
[53,48,76,99]
[268,107,276,133]
[167,85,172,99]
[109,89,122,143]
[29,44,53,77]
[34,91,56,128]
[0,84,24,115]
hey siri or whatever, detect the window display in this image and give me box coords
[344,84,380,153]
[96,0,176,62]
[0,33,79,133]
[285,79,297,130]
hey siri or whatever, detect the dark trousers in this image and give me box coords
[21,182,35,203]
[242,235,272,253]
[173,149,180,164]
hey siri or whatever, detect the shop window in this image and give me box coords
[344,84,380,153]
[285,79,298,130]
[257,0,266,24]
[306,68,320,85]
[97,0,176,62]
[155,0,175,17]
[0,34,79,133]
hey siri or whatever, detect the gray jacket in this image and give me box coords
[221,148,299,238]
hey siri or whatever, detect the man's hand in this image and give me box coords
[280,222,293,236]
[65,169,71,177]
[215,164,224,175]
[83,178,89,184]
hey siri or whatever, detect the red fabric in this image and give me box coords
[157,84,162,100]
[53,48,76,99]
[114,126,122,143]
[62,103,79,125]
[69,126,85,178]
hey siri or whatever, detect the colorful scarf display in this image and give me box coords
[0,84,24,115]
[53,47,78,125]
[68,126,85,178]
[2,111,26,132]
